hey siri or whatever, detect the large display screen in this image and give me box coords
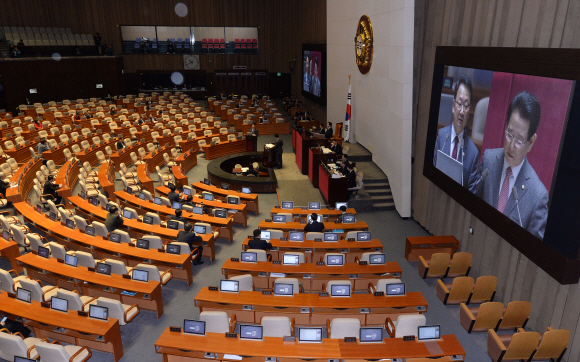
[423,47,580,283]
[301,44,326,105]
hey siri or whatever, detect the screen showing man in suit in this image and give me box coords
[433,75,480,192]
[475,91,548,239]
[303,54,311,92]
[428,65,573,245]
[303,50,322,97]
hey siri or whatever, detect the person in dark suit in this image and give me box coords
[116,138,125,150]
[246,162,259,177]
[105,206,124,232]
[336,206,348,223]
[167,184,181,203]
[0,314,31,338]
[304,213,325,232]
[433,75,479,192]
[247,124,259,137]
[0,178,10,197]
[43,175,62,205]
[248,229,272,250]
[182,195,195,207]
[330,139,342,155]
[110,108,116,116]
[475,91,548,240]
[316,124,325,134]
[346,163,357,197]
[170,209,187,223]
[325,122,333,139]
[176,223,204,265]
[274,133,283,169]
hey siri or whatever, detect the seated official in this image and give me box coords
[105,206,124,232]
[176,223,204,265]
[167,184,181,203]
[170,209,187,223]
[0,178,10,197]
[116,138,125,150]
[304,213,325,232]
[43,175,63,205]
[346,163,357,197]
[202,206,211,216]
[182,195,195,207]
[0,314,31,338]
[337,160,348,176]
[325,122,334,139]
[330,139,342,155]
[37,138,51,165]
[336,205,348,223]
[246,162,260,177]
[248,229,272,251]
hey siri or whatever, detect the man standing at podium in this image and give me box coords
[274,133,283,169]
[247,123,259,137]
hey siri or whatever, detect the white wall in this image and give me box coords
[327,0,413,217]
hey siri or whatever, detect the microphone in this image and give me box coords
[474,168,489,186]
[512,186,523,227]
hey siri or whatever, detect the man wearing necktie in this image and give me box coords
[433,75,480,192]
[475,91,548,240]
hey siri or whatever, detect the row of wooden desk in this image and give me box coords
[258,220,369,233]
[155,329,465,361]
[270,206,357,220]
[203,139,247,160]
[192,181,259,214]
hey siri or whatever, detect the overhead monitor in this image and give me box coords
[298,327,322,343]
[29,88,37,94]
[132,269,149,282]
[281,201,294,209]
[288,231,304,241]
[220,279,239,292]
[51,296,69,313]
[308,202,321,210]
[241,251,257,263]
[417,325,441,341]
[96,84,103,88]
[239,324,263,340]
[183,319,206,335]
[326,254,344,266]
[283,254,300,265]
[64,254,78,267]
[273,283,293,296]
[330,284,351,297]
[301,44,327,106]
[89,305,109,321]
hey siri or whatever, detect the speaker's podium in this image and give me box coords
[262,144,276,168]
[246,135,257,151]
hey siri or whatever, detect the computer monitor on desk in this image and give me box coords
[368,253,385,265]
[172,201,182,210]
[272,215,285,223]
[183,188,192,196]
[167,221,179,230]
[166,244,181,255]
[220,279,239,292]
[323,232,338,242]
[16,288,32,303]
[260,231,271,240]
[357,232,371,241]
[203,193,214,201]
[283,254,300,265]
[386,283,406,296]
[193,206,203,215]
[289,231,304,241]
[37,245,50,259]
[335,202,348,209]
[239,325,263,340]
[183,320,206,336]
[132,269,149,282]
[65,218,75,229]
[360,327,383,343]
[143,215,154,225]
[215,209,227,218]
[89,305,109,321]
[136,239,149,249]
[281,201,294,209]
[109,232,121,243]
[308,202,321,210]
[241,251,257,262]
[342,214,355,223]
[330,284,351,297]
[326,254,344,266]
[85,226,96,236]
[418,325,441,341]
[96,262,112,276]
[194,225,206,234]
[241,187,251,194]
[299,327,322,343]
[51,296,69,313]
[154,197,162,205]
[274,283,294,296]
[65,254,78,267]
[123,210,132,219]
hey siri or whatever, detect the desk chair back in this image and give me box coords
[230,274,253,291]
[329,318,360,339]
[261,316,293,337]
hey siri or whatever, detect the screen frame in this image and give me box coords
[219,279,239,292]
[386,282,406,296]
[359,327,384,343]
[273,283,294,296]
[301,43,327,106]
[281,201,294,209]
[326,254,344,266]
[298,327,323,343]
[239,324,264,341]
[330,284,351,297]
[423,46,580,284]
[89,305,109,321]
[288,231,304,241]
[51,296,69,312]
[241,251,257,262]
[282,254,300,265]
[183,319,206,336]
[417,325,441,341]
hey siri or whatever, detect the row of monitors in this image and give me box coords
[218,279,405,296]
[259,230,370,242]
[280,201,348,210]
[273,213,356,224]
[13,288,110,320]
[241,251,384,265]
[201,178,252,194]
[182,320,440,342]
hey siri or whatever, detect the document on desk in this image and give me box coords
[270,273,286,278]
[223,355,243,360]
[265,143,275,149]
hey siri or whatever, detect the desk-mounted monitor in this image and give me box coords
[172,201,182,210]
[386,283,406,296]
[298,327,322,343]
[323,232,338,242]
[85,226,96,236]
[215,209,227,218]
[330,284,351,297]
[95,262,112,276]
[143,215,153,225]
[221,183,230,190]
[65,218,75,229]
[166,243,181,255]
[194,225,206,234]
[65,254,78,267]
[183,319,206,335]
[260,231,271,240]
[15,356,37,362]
[48,212,57,221]
[274,283,293,296]
[16,287,32,303]
[272,215,285,223]
[132,269,149,282]
[335,202,348,210]
[183,188,192,196]
[357,232,371,241]
[326,254,344,266]
[90,198,99,207]
[308,202,321,210]
[2,230,9,241]
[368,253,385,265]
[135,239,149,250]
[109,232,121,243]
[167,221,178,230]
[203,178,211,185]
[89,305,109,321]
[360,327,383,343]
[283,254,300,265]
[153,197,162,205]
[105,203,112,212]
[239,324,263,340]
[193,206,203,215]
[138,192,146,200]
[220,279,239,292]
[418,325,441,341]
[227,196,239,205]
[342,214,355,223]
[241,251,257,262]
[281,201,294,209]
[126,186,133,194]
[122,210,132,219]
[51,296,69,313]
[289,231,304,241]
[242,187,251,194]
[203,193,214,201]
[37,245,50,259]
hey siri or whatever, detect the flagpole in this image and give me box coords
[344,75,352,142]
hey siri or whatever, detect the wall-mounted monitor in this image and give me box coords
[29,88,37,94]
[301,44,327,106]
[423,47,580,283]
[96,84,103,89]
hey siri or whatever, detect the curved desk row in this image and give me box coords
[202,139,247,160]
[113,191,234,243]
[68,196,217,261]
[17,252,164,318]
[156,186,247,227]
[221,260,401,292]
[98,161,117,202]
[14,201,194,286]
[240,121,291,136]
[270,207,357,221]
[192,181,259,214]
[55,159,80,208]
[241,237,383,264]
[0,291,124,362]
[194,287,428,326]
[155,329,465,362]
[7,158,42,203]
[258,220,369,233]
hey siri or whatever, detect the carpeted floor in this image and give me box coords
[0,101,499,362]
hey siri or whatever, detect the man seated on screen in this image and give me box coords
[304,213,325,232]
[475,91,548,240]
[248,229,272,251]
[177,223,204,265]
[303,56,311,92]
[311,58,321,97]
[433,75,479,192]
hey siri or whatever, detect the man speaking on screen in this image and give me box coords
[303,56,311,92]
[433,75,479,192]
[475,91,548,239]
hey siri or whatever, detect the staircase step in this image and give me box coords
[371,195,393,202]
[363,178,389,184]
[367,188,391,196]
[365,182,389,190]
[373,202,396,210]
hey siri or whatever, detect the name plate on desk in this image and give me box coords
[170,327,182,332]
[282,336,296,342]
[270,273,286,278]
[374,292,384,296]
[316,262,325,266]
[262,290,272,295]
[265,219,272,222]
[77,311,88,317]
[225,333,237,338]
[209,286,218,291]
[88,267,95,272]
[314,238,322,242]
[359,261,368,265]
[347,238,355,241]
[344,337,356,343]
[230,258,239,262]
[318,292,329,297]
[40,302,50,308]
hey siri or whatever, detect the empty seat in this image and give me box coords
[386,314,426,338]
[261,316,294,338]
[199,311,236,333]
[328,318,360,339]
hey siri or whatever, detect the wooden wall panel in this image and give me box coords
[0,0,326,110]
[413,0,580,359]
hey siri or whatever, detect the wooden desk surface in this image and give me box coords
[7,159,41,203]
[0,291,124,361]
[271,207,357,217]
[55,159,79,208]
[156,186,247,213]
[0,235,23,273]
[98,162,116,202]
[241,237,383,252]
[202,139,247,160]
[406,235,459,245]
[155,329,465,360]
[192,181,259,202]
[258,220,369,232]
[195,287,427,310]
[221,260,401,278]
